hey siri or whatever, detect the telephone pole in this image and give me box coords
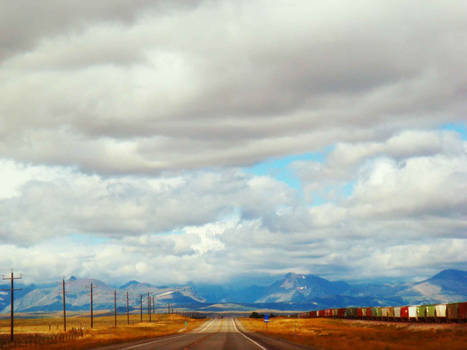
[90,281,94,328]
[152,296,155,314]
[140,295,143,322]
[62,279,67,332]
[147,292,151,322]
[2,271,22,342]
[126,291,130,325]
[114,289,117,328]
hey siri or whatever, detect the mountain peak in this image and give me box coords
[430,269,467,281]
[120,280,142,289]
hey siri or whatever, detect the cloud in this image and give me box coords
[0,1,466,284]
[1,1,467,174]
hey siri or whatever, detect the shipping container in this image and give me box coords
[365,307,372,318]
[357,308,363,318]
[425,304,436,318]
[318,309,325,317]
[310,310,317,318]
[435,304,446,318]
[376,307,382,318]
[394,306,401,318]
[388,307,395,318]
[447,303,458,320]
[332,308,338,317]
[400,306,409,319]
[408,306,417,319]
[371,307,378,318]
[416,305,426,319]
[458,302,467,320]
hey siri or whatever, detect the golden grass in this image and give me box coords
[0,313,205,349]
[240,317,467,350]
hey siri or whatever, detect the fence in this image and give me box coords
[0,328,84,349]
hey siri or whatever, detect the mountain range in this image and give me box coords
[0,269,465,313]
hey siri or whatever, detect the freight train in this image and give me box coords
[297,302,467,322]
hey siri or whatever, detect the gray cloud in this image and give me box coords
[1,1,466,174]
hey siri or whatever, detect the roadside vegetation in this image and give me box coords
[0,313,205,349]
[240,317,467,350]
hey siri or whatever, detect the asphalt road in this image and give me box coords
[93,318,311,350]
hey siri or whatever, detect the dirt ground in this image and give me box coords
[0,313,205,349]
[240,317,467,350]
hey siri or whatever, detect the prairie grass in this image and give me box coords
[0,313,205,349]
[240,317,467,350]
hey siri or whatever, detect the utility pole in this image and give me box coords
[62,279,67,332]
[148,292,151,322]
[152,296,155,315]
[140,295,143,322]
[126,291,130,325]
[114,289,117,328]
[2,271,22,342]
[90,281,94,328]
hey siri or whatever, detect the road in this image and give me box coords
[93,318,311,350]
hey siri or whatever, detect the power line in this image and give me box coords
[2,271,22,342]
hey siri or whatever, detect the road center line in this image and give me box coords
[121,319,215,350]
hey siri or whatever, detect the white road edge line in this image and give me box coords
[232,318,267,350]
[121,319,215,350]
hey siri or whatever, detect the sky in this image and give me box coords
[0,0,466,285]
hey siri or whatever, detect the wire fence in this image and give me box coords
[0,328,84,349]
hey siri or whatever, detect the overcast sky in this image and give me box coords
[1,0,466,285]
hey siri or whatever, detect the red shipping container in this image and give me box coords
[400,306,409,319]
[310,311,317,317]
[458,302,467,320]
[365,308,372,317]
[338,308,346,317]
[318,310,325,317]
[357,308,363,317]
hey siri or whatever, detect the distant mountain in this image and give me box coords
[1,269,465,313]
[395,269,467,304]
[2,277,205,313]
[256,273,351,303]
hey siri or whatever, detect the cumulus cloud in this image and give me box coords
[0,1,466,284]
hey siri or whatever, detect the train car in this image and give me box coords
[331,308,338,317]
[365,307,372,318]
[394,306,401,319]
[337,308,346,318]
[458,302,467,321]
[408,306,417,321]
[425,304,436,321]
[325,309,333,317]
[435,304,446,320]
[357,308,364,318]
[318,309,325,317]
[371,307,378,319]
[346,307,358,319]
[416,305,426,320]
[447,303,458,321]
[381,307,390,319]
[400,306,409,320]
[310,310,317,318]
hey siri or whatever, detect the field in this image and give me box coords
[240,317,467,350]
[0,312,205,349]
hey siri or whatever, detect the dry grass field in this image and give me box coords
[240,317,467,350]
[0,313,205,349]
